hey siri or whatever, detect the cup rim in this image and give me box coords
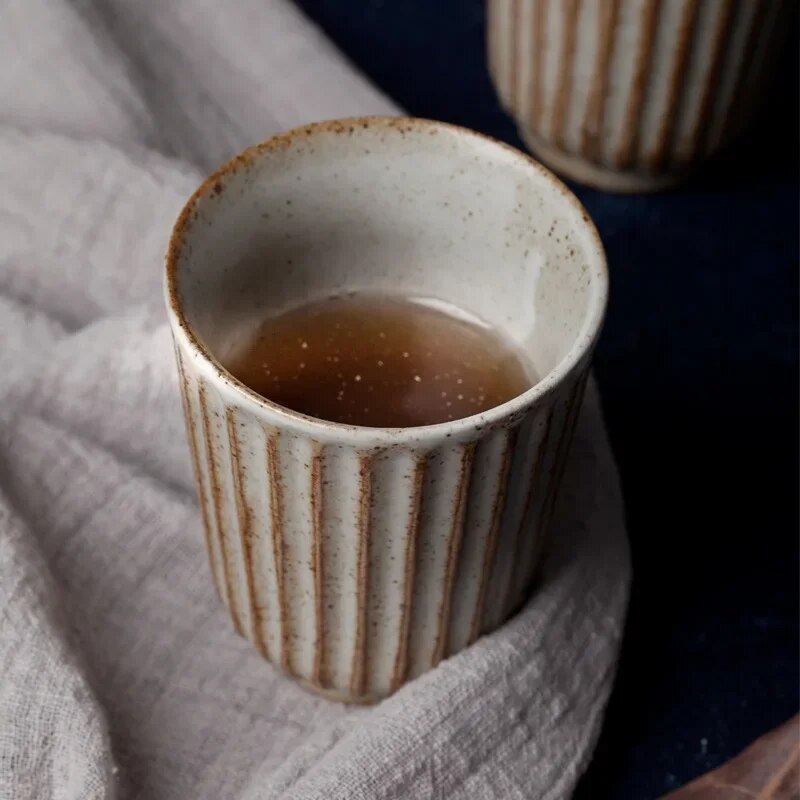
[165,116,608,445]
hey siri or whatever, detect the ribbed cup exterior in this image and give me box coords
[174,342,589,702]
[487,0,788,191]
[165,117,607,703]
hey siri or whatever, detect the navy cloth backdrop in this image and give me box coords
[295,2,799,797]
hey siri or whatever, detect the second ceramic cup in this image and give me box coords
[488,0,790,191]
[165,117,607,702]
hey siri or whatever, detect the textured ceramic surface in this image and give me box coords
[487,0,790,192]
[165,117,607,702]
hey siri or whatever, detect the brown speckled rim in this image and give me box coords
[164,116,608,445]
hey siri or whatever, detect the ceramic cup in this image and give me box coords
[487,0,790,192]
[164,117,608,702]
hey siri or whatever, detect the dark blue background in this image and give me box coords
[295,2,799,796]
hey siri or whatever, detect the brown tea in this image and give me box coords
[225,293,533,427]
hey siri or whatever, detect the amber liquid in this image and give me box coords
[225,293,533,428]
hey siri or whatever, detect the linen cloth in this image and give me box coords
[0,1,630,798]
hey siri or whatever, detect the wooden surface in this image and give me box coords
[662,716,799,799]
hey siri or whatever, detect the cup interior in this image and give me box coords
[168,118,606,400]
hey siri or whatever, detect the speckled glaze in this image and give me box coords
[487,0,790,192]
[164,117,607,702]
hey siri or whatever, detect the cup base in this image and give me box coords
[519,131,690,194]
[294,676,380,705]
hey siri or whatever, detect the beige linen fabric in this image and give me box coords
[0,2,629,797]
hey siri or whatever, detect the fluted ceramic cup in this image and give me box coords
[488,0,790,192]
[164,117,607,702]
